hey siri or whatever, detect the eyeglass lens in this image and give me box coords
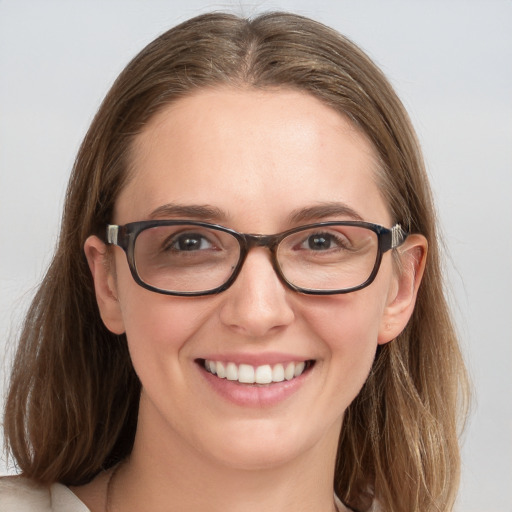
[132,223,379,294]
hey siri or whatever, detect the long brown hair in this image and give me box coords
[4,12,469,512]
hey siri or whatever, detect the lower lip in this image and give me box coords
[198,363,311,407]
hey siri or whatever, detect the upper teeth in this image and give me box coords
[204,360,307,384]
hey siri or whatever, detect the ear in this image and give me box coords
[84,235,125,334]
[377,234,428,345]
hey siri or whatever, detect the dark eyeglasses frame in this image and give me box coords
[103,220,408,296]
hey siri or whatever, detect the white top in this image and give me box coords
[0,476,89,511]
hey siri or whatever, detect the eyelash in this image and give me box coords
[296,231,352,251]
[164,232,216,252]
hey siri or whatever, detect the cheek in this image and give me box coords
[113,263,216,380]
[300,287,388,398]
[303,289,386,351]
[121,295,211,348]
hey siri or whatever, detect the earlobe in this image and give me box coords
[84,235,126,335]
[377,234,428,345]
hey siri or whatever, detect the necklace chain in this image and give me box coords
[105,462,124,512]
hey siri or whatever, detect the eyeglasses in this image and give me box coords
[103,220,407,296]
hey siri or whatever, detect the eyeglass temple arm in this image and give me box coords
[106,225,119,245]
[391,224,407,249]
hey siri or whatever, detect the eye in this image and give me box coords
[167,232,215,251]
[300,232,350,251]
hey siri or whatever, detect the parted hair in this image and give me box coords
[4,12,469,512]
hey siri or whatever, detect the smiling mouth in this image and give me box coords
[199,359,315,385]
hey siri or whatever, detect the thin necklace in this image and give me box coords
[105,462,124,512]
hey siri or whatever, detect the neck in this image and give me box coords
[111,398,342,512]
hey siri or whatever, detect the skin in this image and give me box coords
[80,88,426,512]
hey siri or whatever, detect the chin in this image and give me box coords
[196,417,339,473]
[209,443,303,472]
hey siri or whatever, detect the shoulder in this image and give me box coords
[0,475,90,511]
[0,476,51,511]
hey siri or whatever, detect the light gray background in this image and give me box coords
[1,1,511,511]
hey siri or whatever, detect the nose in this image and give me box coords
[218,248,295,338]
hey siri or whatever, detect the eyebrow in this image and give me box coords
[147,201,363,226]
[148,203,227,222]
[288,202,364,224]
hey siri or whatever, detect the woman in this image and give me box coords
[1,11,468,512]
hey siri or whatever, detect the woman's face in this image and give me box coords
[88,88,420,472]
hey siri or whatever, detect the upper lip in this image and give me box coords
[197,352,312,366]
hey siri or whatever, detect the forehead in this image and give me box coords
[115,87,390,228]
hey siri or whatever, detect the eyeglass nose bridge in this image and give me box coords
[229,232,289,288]
[241,232,282,250]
